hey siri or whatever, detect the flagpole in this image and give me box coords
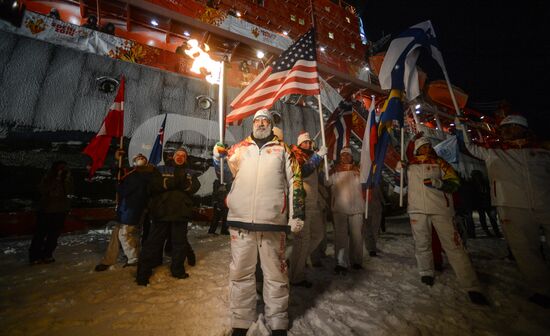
[399,126,405,207]
[308,0,329,180]
[441,69,462,117]
[218,61,225,185]
[317,95,330,180]
[364,188,370,219]
[115,77,125,207]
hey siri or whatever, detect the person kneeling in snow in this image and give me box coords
[213,109,305,336]
[404,137,489,305]
[95,153,154,272]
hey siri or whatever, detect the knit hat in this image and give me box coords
[414,137,432,154]
[253,108,273,123]
[132,153,147,162]
[297,131,311,146]
[174,146,188,155]
[500,115,528,128]
[340,147,352,155]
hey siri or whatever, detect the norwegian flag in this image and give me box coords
[359,96,378,185]
[324,101,353,161]
[83,76,125,177]
[227,29,320,123]
[148,114,167,166]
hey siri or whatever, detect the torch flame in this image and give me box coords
[185,39,221,84]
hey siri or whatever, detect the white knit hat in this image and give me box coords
[500,115,528,128]
[253,108,273,123]
[297,131,311,146]
[340,147,352,155]
[132,153,147,163]
[414,137,432,154]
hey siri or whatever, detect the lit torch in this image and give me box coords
[185,39,226,183]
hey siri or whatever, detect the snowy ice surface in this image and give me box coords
[0,217,549,336]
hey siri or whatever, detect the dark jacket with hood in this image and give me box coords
[117,164,155,225]
[149,163,201,222]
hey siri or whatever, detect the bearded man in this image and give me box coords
[213,109,305,336]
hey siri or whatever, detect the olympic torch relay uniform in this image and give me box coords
[463,131,550,296]
[289,146,326,284]
[326,163,365,268]
[214,135,304,331]
[223,136,304,228]
[407,152,481,291]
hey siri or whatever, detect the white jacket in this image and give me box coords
[326,165,364,215]
[464,135,550,214]
[221,136,304,229]
[407,156,458,216]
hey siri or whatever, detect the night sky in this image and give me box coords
[351,0,550,132]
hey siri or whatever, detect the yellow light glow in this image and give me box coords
[184,39,221,84]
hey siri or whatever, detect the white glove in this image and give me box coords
[316,145,328,157]
[289,218,304,233]
[424,178,443,189]
[213,142,228,159]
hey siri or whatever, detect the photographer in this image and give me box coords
[29,161,73,264]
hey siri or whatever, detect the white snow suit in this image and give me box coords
[215,135,304,330]
[289,149,326,283]
[407,153,480,291]
[464,132,550,296]
[326,164,365,268]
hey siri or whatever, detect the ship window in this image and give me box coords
[328,32,334,39]
[325,6,330,12]
[350,43,355,49]
[299,18,305,25]
[290,14,296,22]
[345,17,351,23]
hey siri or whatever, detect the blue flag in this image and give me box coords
[369,90,403,186]
[379,20,446,101]
[149,114,167,166]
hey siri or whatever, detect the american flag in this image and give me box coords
[227,29,320,124]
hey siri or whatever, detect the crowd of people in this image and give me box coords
[27,108,549,336]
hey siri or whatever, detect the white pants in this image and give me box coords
[409,213,480,291]
[497,207,550,296]
[333,212,364,267]
[289,209,325,283]
[229,229,289,330]
[100,223,140,265]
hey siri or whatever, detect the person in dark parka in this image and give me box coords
[95,153,155,271]
[29,161,73,264]
[136,147,200,285]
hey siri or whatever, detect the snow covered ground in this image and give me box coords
[1,217,549,336]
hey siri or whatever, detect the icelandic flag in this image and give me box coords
[359,96,377,185]
[379,20,446,101]
[149,114,167,166]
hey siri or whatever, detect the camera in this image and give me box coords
[96,76,119,93]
